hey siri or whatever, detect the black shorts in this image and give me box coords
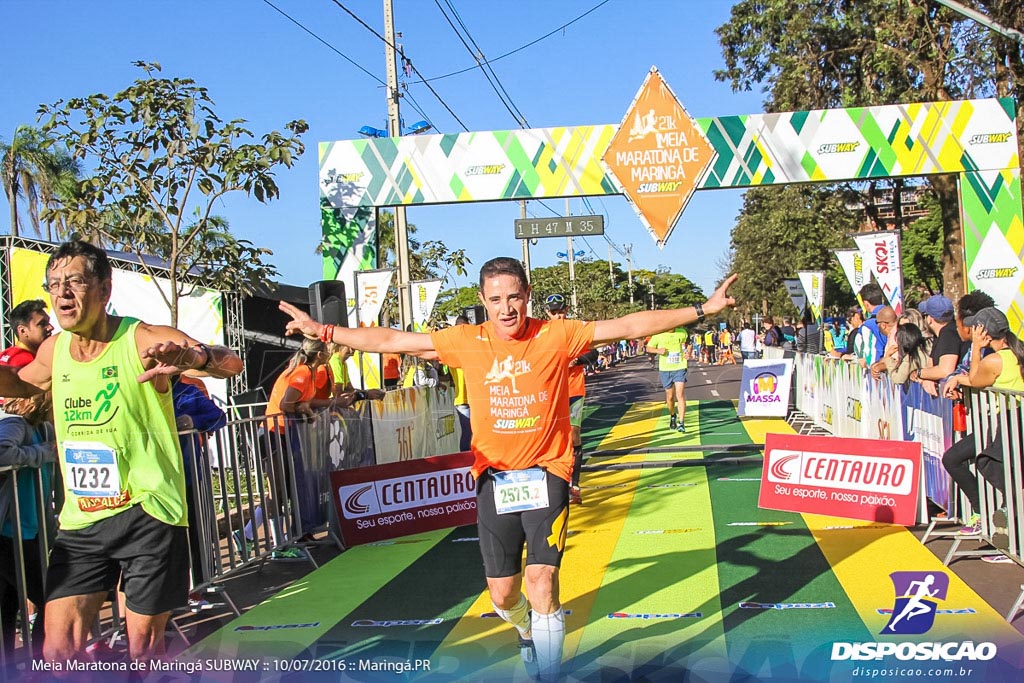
[46,504,189,615]
[475,468,570,578]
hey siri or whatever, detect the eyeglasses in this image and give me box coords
[44,275,93,294]
[545,294,566,308]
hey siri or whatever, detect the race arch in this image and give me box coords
[319,94,1021,329]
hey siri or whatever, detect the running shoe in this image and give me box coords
[518,633,540,680]
[981,553,1014,564]
[676,423,686,433]
[958,513,981,535]
[569,485,583,506]
[669,415,678,430]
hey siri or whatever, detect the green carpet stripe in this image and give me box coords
[570,465,725,677]
[581,399,633,450]
[186,528,451,659]
[309,524,485,661]
[698,400,874,678]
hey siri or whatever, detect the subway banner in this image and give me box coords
[370,386,461,464]
[759,433,922,526]
[797,270,825,321]
[738,359,792,417]
[330,451,476,547]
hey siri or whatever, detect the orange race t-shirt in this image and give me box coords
[431,317,595,482]
[265,364,316,431]
[568,361,586,399]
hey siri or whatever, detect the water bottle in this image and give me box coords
[952,396,967,433]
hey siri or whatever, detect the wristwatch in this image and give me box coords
[694,303,706,321]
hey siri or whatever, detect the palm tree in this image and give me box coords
[1,125,79,238]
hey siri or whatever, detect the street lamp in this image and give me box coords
[357,120,433,138]
[556,250,585,259]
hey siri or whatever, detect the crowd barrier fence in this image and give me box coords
[0,385,462,665]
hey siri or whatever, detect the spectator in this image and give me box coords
[449,315,472,452]
[940,307,1024,540]
[840,306,865,361]
[0,300,53,369]
[779,316,797,352]
[953,290,996,374]
[382,352,402,389]
[865,307,897,379]
[717,326,737,365]
[762,316,781,348]
[0,388,54,662]
[738,321,758,360]
[884,320,932,385]
[915,294,963,396]
[856,283,889,366]
[796,307,822,354]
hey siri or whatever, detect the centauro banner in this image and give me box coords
[853,231,904,315]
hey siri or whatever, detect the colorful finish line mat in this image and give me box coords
[187,400,1024,682]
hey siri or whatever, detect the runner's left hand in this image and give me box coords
[138,340,197,383]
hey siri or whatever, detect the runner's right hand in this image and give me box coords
[280,301,322,339]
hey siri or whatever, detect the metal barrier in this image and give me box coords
[0,464,55,672]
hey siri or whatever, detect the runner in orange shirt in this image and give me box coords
[281,257,737,682]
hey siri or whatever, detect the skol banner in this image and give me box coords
[853,231,904,315]
[738,359,793,417]
[759,433,922,526]
[783,278,807,314]
[410,279,443,332]
[797,271,825,322]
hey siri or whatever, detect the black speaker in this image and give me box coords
[462,305,486,325]
[309,280,348,326]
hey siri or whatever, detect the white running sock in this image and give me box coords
[492,593,532,637]
[531,608,565,682]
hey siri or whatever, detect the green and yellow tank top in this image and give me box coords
[994,348,1024,393]
[53,317,186,529]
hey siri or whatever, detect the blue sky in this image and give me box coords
[2,0,767,296]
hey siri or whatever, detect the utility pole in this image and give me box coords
[521,199,532,317]
[566,198,578,314]
[383,0,413,331]
[625,243,634,305]
[608,244,615,288]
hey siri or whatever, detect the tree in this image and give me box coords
[726,184,861,319]
[715,0,1005,302]
[39,62,307,325]
[1,125,79,238]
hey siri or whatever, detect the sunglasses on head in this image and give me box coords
[546,294,566,307]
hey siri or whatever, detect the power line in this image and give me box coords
[414,0,614,84]
[261,0,384,85]
[433,0,529,128]
[329,0,470,131]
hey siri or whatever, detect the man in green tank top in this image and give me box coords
[647,326,690,433]
[0,240,242,666]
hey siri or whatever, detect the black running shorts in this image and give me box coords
[46,504,189,615]
[476,468,570,578]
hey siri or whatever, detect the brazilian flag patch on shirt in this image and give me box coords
[101,366,118,379]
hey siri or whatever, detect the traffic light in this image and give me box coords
[308,280,348,327]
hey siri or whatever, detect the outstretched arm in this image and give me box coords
[136,324,244,383]
[592,275,737,345]
[279,301,437,356]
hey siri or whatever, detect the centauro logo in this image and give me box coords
[638,181,682,193]
[969,133,1012,145]
[465,164,505,176]
[976,267,1018,279]
[818,142,860,154]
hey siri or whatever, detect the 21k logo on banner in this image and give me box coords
[882,571,949,635]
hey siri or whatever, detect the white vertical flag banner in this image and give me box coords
[797,271,825,322]
[853,231,904,315]
[783,278,807,314]
[355,269,395,327]
[834,249,868,297]
[410,279,443,332]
